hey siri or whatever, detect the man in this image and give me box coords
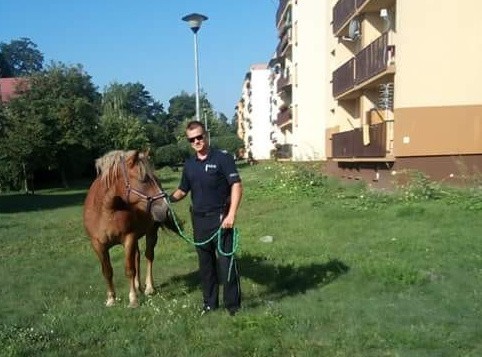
[169,120,242,316]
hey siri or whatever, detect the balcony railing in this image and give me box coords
[332,0,372,34]
[332,122,386,158]
[333,0,356,33]
[356,0,369,8]
[277,75,292,93]
[275,144,293,159]
[332,33,393,98]
[276,28,292,58]
[355,32,388,84]
[332,58,355,97]
[277,107,292,127]
[276,0,290,28]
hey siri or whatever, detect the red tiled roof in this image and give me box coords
[0,77,29,102]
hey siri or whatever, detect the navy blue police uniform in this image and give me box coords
[178,149,241,313]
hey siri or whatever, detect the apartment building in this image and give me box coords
[237,0,482,185]
[236,64,272,161]
[326,0,482,185]
[271,0,331,161]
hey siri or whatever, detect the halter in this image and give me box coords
[119,155,167,213]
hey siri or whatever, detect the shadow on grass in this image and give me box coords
[0,192,87,213]
[159,253,349,305]
[239,253,350,306]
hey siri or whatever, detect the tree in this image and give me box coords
[153,143,189,168]
[98,113,149,152]
[0,38,44,77]
[0,62,101,190]
[102,82,165,124]
[210,135,244,156]
[144,122,174,148]
[99,85,149,153]
[167,91,225,139]
[166,91,196,133]
[0,52,13,78]
[0,95,53,192]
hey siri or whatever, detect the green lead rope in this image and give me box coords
[165,198,240,282]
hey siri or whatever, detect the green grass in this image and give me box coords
[0,162,481,356]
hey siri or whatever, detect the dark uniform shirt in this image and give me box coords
[179,149,241,214]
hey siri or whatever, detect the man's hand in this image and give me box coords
[169,189,186,203]
[221,213,235,229]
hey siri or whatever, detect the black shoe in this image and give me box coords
[227,307,239,316]
[201,305,215,316]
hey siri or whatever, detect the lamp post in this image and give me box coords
[182,13,208,139]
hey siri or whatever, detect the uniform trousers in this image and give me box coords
[192,211,241,310]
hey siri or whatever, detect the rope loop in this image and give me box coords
[165,197,240,281]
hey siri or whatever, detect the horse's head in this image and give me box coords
[97,150,173,225]
[122,150,173,223]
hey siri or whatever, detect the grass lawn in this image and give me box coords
[0,161,481,356]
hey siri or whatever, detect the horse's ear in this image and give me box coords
[145,148,151,157]
[127,150,140,167]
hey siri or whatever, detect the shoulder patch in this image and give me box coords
[221,149,228,154]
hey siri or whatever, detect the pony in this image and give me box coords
[83,150,178,307]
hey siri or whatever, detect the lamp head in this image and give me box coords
[182,13,208,34]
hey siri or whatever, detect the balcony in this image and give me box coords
[276,0,291,28]
[355,32,389,84]
[332,32,395,99]
[275,144,293,160]
[333,0,393,35]
[276,28,292,58]
[277,74,292,93]
[277,107,292,127]
[332,122,387,159]
[333,0,356,34]
[332,58,355,97]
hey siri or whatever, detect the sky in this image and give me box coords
[0,0,279,118]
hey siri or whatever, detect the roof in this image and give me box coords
[0,77,29,102]
[250,63,268,70]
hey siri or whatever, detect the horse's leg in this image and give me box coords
[134,243,141,293]
[92,240,116,306]
[124,235,139,308]
[144,231,159,296]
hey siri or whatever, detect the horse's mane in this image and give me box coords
[95,150,153,188]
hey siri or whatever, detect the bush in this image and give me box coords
[209,135,244,156]
[154,144,189,168]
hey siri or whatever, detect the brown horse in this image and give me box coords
[83,150,178,307]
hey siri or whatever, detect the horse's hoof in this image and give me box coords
[105,299,115,307]
[128,301,139,308]
[144,286,155,296]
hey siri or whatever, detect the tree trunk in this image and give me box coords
[22,162,35,194]
[60,167,69,189]
[22,162,29,194]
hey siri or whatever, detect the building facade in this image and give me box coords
[236,64,272,161]
[237,0,482,185]
[327,0,482,185]
[271,0,331,161]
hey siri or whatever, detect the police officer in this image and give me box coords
[169,120,242,316]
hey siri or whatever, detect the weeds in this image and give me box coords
[396,171,445,201]
[250,163,482,214]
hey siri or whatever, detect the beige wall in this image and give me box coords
[291,0,331,160]
[396,0,482,108]
[394,105,482,156]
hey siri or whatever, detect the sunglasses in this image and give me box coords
[187,134,204,143]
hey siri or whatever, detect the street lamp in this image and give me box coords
[182,13,208,138]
